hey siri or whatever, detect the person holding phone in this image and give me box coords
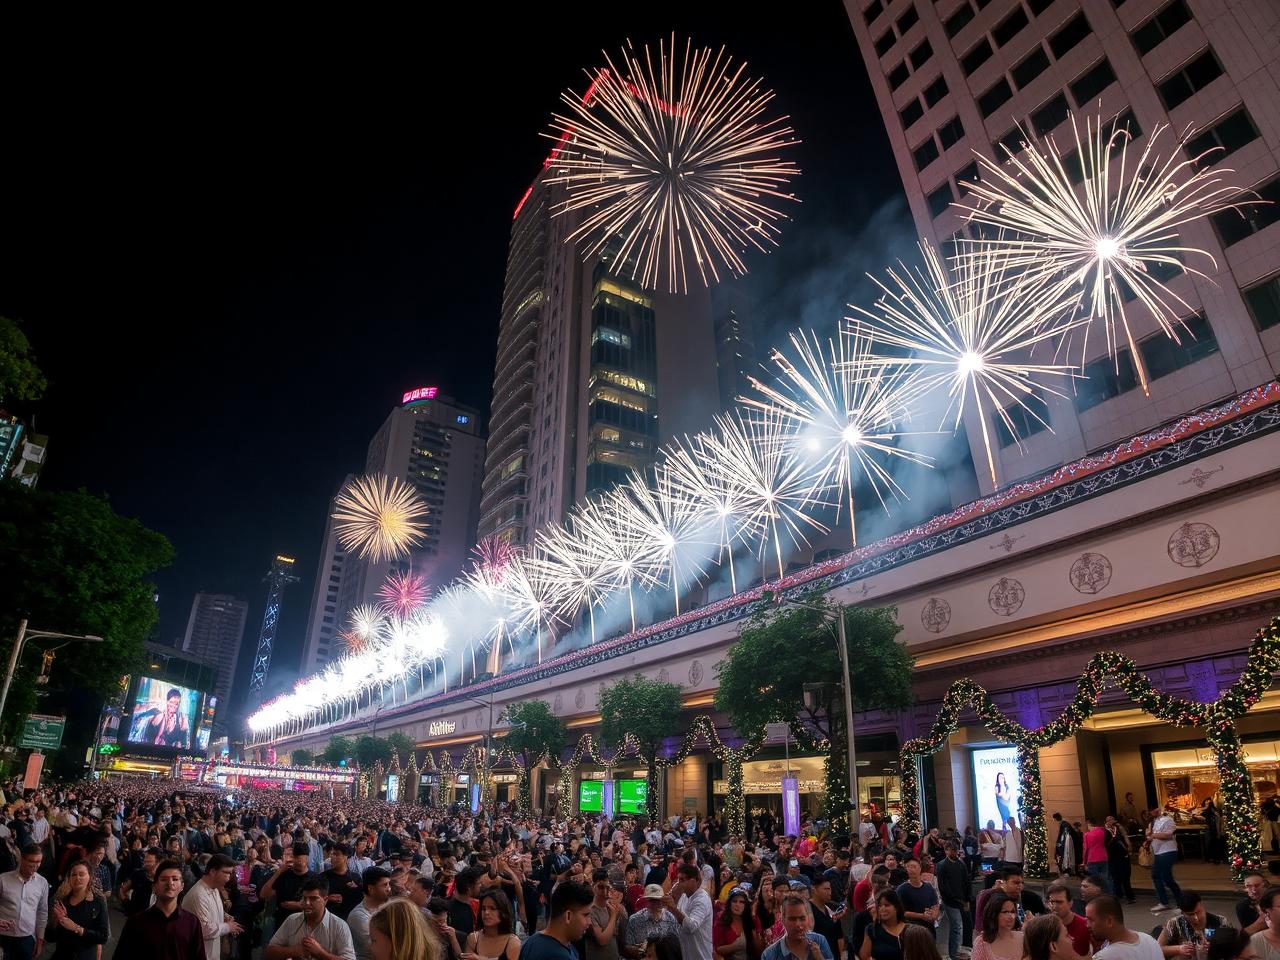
[1157,892,1227,960]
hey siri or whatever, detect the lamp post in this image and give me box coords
[0,619,103,729]
[772,596,862,837]
[465,691,496,813]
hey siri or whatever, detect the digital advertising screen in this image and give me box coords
[579,780,603,812]
[970,745,1021,830]
[194,695,217,753]
[618,778,647,814]
[126,677,201,751]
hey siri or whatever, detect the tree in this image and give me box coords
[500,699,566,812]
[0,483,174,754]
[599,674,682,820]
[290,748,314,767]
[322,735,354,765]
[354,734,392,768]
[385,731,415,761]
[0,316,46,408]
[715,594,913,832]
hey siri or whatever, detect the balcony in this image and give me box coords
[486,400,532,445]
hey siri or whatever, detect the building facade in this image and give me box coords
[298,476,354,676]
[180,593,248,735]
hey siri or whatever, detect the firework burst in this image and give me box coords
[376,569,431,618]
[546,34,801,293]
[957,115,1247,391]
[617,469,710,614]
[850,240,1082,489]
[332,474,428,562]
[341,604,385,656]
[741,324,932,545]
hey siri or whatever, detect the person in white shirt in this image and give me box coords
[1087,895,1163,960]
[1002,818,1024,868]
[0,844,49,959]
[29,811,49,848]
[266,878,356,960]
[182,853,244,960]
[663,863,713,960]
[1145,807,1183,913]
[347,867,391,960]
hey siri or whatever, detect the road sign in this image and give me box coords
[18,714,65,750]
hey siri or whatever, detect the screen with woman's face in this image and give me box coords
[971,746,1021,829]
[126,676,201,750]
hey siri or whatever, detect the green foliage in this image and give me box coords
[290,748,314,766]
[384,731,415,760]
[322,735,354,764]
[501,699,566,765]
[0,483,174,741]
[600,674,682,820]
[716,595,912,832]
[599,673,682,753]
[354,734,393,768]
[0,317,46,408]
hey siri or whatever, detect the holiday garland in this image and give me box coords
[899,615,1280,879]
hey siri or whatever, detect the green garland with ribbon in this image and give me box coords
[899,615,1280,879]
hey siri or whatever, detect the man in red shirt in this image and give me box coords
[115,859,204,960]
[1047,882,1091,957]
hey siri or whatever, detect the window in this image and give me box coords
[910,39,934,70]
[876,29,896,57]
[1186,108,1260,171]
[1108,108,1142,141]
[1211,176,1280,247]
[1075,350,1139,411]
[897,5,920,33]
[1243,274,1280,332]
[1131,0,1192,55]
[1028,0,1053,14]
[938,115,965,149]
[889,61,910,89]
[1050,12,1092,58]
[993,7,1029,46]
[994,390,1050,447]
[928,182,955,217]
[1011,47,1050,89]
[1139,314,1220,381]
[945,3,975,37]
[956,161,981,195]
[1158,49,1224,111]
[962,38,993,75]
[995,127,1027,158]
[913,137,941,170]
[901,98,925,128]
[979,78,1014,117]
[924,75,949,107]
[1070,58,1116,105]
[864,0,884,24]
[1030,92,1070,136]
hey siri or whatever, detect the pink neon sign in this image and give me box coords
[402,386,439,404]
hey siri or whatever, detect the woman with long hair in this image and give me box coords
[753,873,777,942]
[972,892,1023,960]
[994,773,1013,827]
[902,924,943,960]
[464,889,521,960]
[860,890,908,960]
[46,860,109,960]
[715,888,762,960]
[371,897,438,960]
[1021,915,1075,960]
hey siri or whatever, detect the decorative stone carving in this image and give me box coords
[921,598,951,634]
[689,660,704,686]
[1167,522,1220,568]
[1069,553,1113,594]
[988,577,1025,617]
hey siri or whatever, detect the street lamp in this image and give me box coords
[770,594,862,837]
[465,689,497,813]
[0,619,103,729]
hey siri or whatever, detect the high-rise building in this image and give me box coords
[843,0,1280,492]
[353,390,485,607]
[480,162,721,545]
[710,284,759,413]
[298,475,353,676]
[180,593,248,734]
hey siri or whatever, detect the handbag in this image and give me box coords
[1138,841,1154,868]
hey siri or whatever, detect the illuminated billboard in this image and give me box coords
[618,779,647,814]
[126,677,201,750]
[970,745,1022,830]
[579,780,603,812]
[402,386,439,405]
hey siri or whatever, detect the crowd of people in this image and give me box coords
[0,777,1273,960]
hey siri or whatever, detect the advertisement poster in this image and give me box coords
[127,677,200,750]
[579,780,603,812]
[618,779,647,814]
[782,776,800,837]
[601,780,615,818]
[970,745,1021,829]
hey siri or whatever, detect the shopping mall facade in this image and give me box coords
[263,383,1280,849]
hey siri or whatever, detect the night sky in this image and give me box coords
[2,4,915,716]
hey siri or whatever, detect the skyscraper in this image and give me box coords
[180,593,248,734]
[480,156,721,545]
[843,0,1280,491]
[298,476,353,675]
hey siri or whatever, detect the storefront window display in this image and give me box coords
[1150,741,1279,824]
